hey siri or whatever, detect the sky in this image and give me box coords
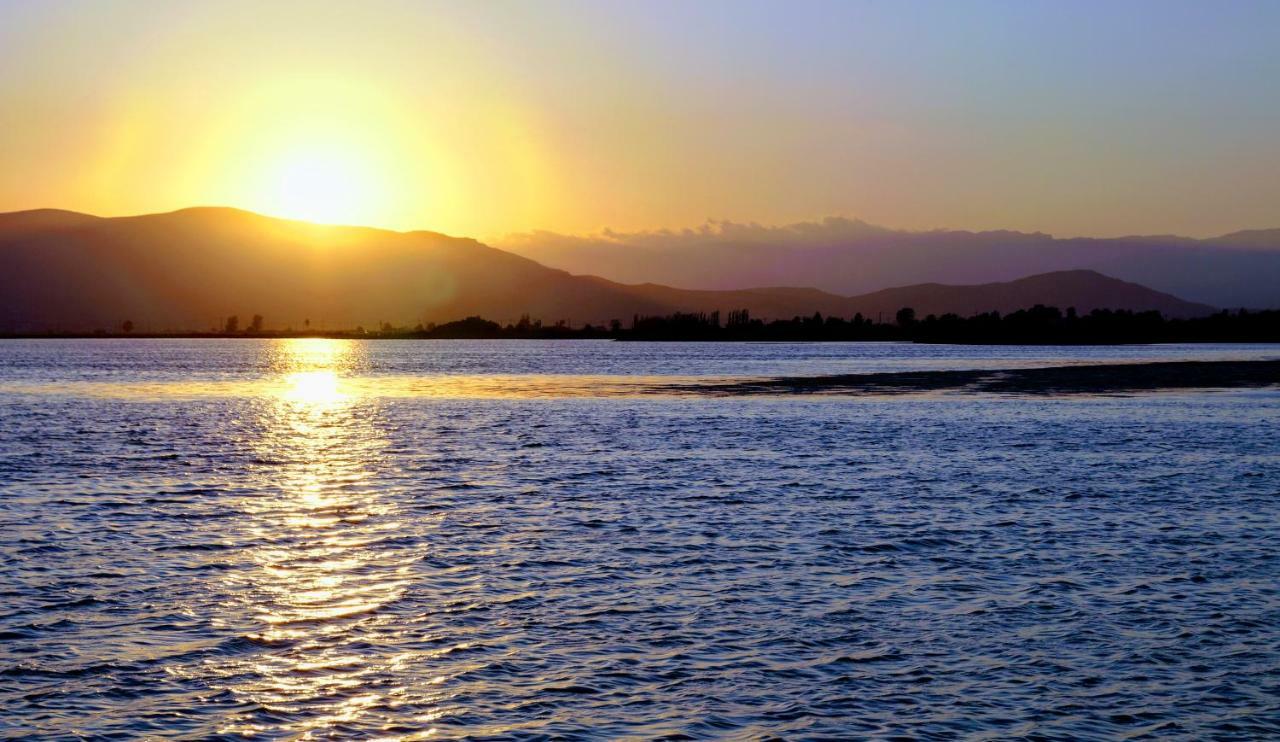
[0,0,1277,240]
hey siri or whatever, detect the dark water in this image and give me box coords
[2,340,1279,739]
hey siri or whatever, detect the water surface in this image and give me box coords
[2,339,1278,738]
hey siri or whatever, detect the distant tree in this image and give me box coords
[121,319,134,333]
[304,318,310,329]
[895,307,917,327]
[250,314,263,333]
[224,315,239,334]
[431,316,502,338]
[609,318,622,333]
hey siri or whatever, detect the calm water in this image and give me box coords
[2,339,1279,739]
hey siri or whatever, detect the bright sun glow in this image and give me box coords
[253,144,388,226]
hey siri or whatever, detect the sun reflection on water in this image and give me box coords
[201,339,440,737]
[281,369,345,407]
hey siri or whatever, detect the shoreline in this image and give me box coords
[678,359,1280,396]
[2,334,1279,347]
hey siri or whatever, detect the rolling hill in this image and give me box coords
[499,218,1280,309]
[0,208,1214,333]
[0,207,670,332]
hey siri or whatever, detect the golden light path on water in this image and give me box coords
[0,372,727,400]
[201,340,442,738]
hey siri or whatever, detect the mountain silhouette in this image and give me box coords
[0,208,1212,332]
[832,270,1212,320]
[500,218,1280,309]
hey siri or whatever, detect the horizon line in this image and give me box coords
[2,204,1275,246]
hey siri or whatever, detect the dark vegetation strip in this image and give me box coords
[6,307,1280,344]
[674,360,1280,396]
[624,306,1280,343]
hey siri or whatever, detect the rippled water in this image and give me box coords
[2,339,1279,739]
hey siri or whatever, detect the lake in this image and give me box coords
[2,339,1278,738]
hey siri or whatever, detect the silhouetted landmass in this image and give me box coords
[596,269,1213,321]
[623,306,1280,344]
[672,360,1280,396]
[0,207,1217,333]
[502,218,1280,308]
[6,306,1279,345]
[0,207,671,333]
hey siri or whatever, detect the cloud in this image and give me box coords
[499,216,897,252]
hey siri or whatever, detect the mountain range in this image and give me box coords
[0,207,1222,332]
[500,218,1280,309]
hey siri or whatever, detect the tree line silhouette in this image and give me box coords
[292,306,1280,343]
[14,306,1280,343]
[622,306,1280,343]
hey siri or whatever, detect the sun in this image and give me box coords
[192,77,452,231]
[254,144,387,226]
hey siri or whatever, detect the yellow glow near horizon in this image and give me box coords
[191,76,430,230]
[251,145,386,227]
[0,2,575,239]
[168,71,559,235]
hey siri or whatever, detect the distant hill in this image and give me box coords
[0,208,1213,332]
[0,208,105,233]
[499,218,1280,309]
[835,270,1213,320]
[1214,229,1280,250]
[0,207,675,332]
[580,270,1211,321]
